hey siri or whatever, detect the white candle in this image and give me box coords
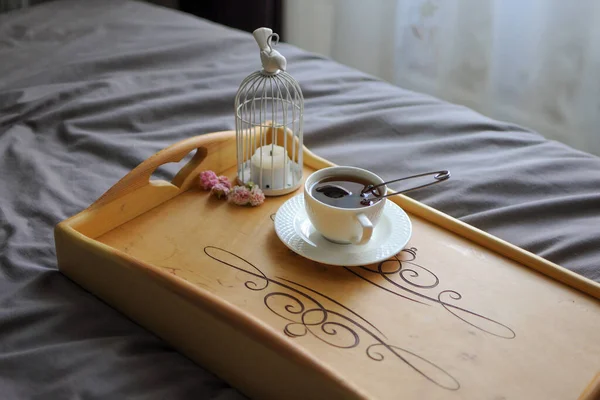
[252,145,287,168]
[251,145,290,189]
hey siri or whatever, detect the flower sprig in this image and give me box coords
[198,170,265,206]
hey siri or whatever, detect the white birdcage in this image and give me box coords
[235,27,304,196]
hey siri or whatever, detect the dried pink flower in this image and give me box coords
[210,182,230,199]
[227,185,251,206]
[199,170,219,190]
[217,175,232,190]
[248,186,265,206]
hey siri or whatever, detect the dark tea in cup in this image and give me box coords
[310,175,382,208]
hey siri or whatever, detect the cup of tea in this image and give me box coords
[304,166,387,245]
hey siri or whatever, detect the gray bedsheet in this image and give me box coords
[1,0,599,398]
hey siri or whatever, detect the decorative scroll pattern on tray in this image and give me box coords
[346,248,516,339]
[198,215,516,391]
[204,246,462,390]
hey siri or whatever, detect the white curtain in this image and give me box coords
[284,0,600,156]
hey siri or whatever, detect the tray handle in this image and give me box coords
[579,372,600,400]
[92,130,235,208]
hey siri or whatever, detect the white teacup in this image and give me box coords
[304,166,387,245]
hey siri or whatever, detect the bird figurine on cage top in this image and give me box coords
[234,27,304,196]
[255,27,287,73]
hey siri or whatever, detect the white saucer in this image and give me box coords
[274,194,412,266]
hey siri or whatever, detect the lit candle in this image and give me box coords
[251,144,290,189]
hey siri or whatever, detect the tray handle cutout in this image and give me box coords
[92,131,236,208]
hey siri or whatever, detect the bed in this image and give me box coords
[1,0,599,398]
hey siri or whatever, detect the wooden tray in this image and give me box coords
[55,129,600,400]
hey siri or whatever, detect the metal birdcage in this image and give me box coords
[235,27,304,196]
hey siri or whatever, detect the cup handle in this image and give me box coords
[354,213,374,245]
